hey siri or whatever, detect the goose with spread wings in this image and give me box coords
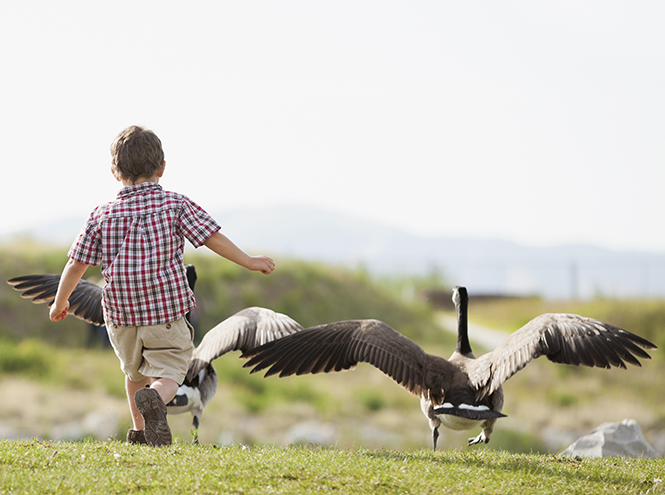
[243,286,657,449]
[7,271,304,441]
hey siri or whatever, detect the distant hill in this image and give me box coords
[4,204,665,300]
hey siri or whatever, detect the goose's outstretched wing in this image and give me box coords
[467,313,657,398]
[7,274,104,325]
[186,307,304,381]
[243,319,451,398]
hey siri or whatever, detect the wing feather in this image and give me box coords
[7,274,104,325]
[186,307,303,381]
[467,313,656,398]
[243,319,441,397]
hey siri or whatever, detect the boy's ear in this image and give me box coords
[156,160,166,178]
[111,166,122,181]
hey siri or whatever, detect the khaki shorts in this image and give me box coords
[106,316,194,385]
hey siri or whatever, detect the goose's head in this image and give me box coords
[452,286,468,309]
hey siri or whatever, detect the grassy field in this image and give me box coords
[1,440,664,495]
[1,242,663,491]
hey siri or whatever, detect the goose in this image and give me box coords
[7,271,304,442]
[242,286,657,450]
[167,305,303,441]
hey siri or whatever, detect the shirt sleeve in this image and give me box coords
[178,197,221,248]
[68,209,103,266]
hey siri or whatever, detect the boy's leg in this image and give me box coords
[135,385,172,447]
[149,377,179,405]
[127,377,177,446]
[127,376,151,430]
[133,317,193,446]
[106,322,149,442]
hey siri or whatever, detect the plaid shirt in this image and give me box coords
[68,182,220,327]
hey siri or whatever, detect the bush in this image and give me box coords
[0,338,53,378]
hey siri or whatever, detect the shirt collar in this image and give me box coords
[117,182,162,200]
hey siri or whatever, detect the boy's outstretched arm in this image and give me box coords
[203,231,275,274]
[50,259,89,322]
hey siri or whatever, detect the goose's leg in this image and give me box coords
[467,431,487,446]
[468,420,494,446]
[192,415,200,445]
[422,398,442,451]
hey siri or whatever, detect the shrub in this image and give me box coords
[0,338,53,378]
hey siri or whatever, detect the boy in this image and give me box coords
[50,125,274,447]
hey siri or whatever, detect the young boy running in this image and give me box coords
[50,125,274,446]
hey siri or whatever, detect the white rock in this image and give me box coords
[560,419,660,458]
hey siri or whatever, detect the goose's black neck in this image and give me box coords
[453,286,473,356]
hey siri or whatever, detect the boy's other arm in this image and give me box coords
[50,259,90,322]
[203,231,275,274]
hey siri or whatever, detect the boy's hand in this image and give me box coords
[49,301,69,322]
[250,255,275,275]
[49,258,89,322]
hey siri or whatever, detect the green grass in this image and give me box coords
[1,440,663,494]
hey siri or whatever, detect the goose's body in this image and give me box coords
[167,363,216,429]
[243,286,656,449]
[7,272,304,441]
[168,305,304,438]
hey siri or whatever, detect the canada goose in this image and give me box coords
[243,286,657,450]
[167,305,303,441]
[7,271,304,442]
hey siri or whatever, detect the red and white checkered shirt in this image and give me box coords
[68,182,220,327]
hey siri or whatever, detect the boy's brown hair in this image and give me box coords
[111,126,165,183]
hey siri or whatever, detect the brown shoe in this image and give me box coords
[134,388,172,447]
[126,429,147,445]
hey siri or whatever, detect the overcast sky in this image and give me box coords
[1,1,663,252]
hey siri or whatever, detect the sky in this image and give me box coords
[1,1,664,252]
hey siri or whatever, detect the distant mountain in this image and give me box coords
[213,205,665,300]
[4,204,665,300]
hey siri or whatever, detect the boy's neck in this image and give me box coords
[114,160,165,187]
[120,176,160,187]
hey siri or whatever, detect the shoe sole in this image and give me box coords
[135,388,172,447]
